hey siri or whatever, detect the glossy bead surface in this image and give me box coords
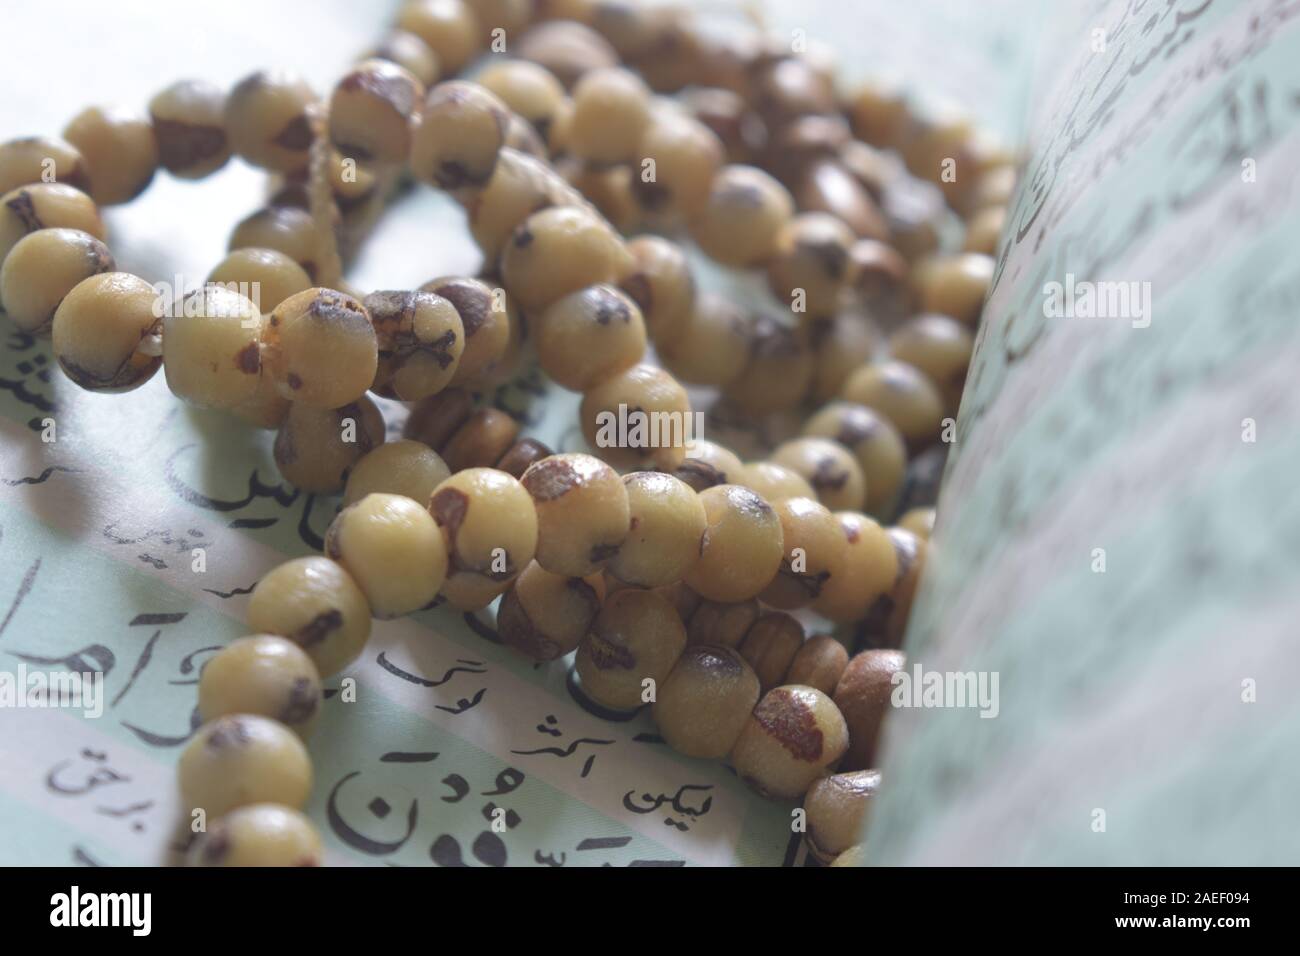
[0,183,104,268]
[178,715,312,817]
[51,272,162,392]
[812,512,899,623]
[607,471,705,587]
[785,635,849,696]
[683,484,783,603]
[429,468,538,609]
[208,248,312,313]
[500,205,631,314]
[833,650,905,771]
[802,402,907,516]
[521,453,630,576]
[536,283,646,390]
[343,440,450,507]
[326,493,448,618]
[804,769,880,863]
[759,496,848,610]
[580,363,692,471]
[187,804,323,867]
[730,685,849,801]
[0,228,113,334]
[198,635,323,736]
[247,556,373,677]
[770,437,867,513]
[365,289,464,400]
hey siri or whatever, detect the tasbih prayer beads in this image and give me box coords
[0,0,1016,867]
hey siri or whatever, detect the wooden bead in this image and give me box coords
[631,111,722,216]
[913,252,994,325]
[0,228,113,334]
[759,496,848,610]
[264,288,377,408]
[208,248,312,314]
[833,650,905,770]
[403,387,473,448]
[51,272,162,392]
[365,289,464,400]
[770,437,867,513]
[344,439,450,507]
[730,685,849,800]
[619,235,695,344]
[580,363,692,471]
[786,635,849,696]
[567,67,651,165]
[689,164,793,268]
[888,313,973,414]
[477,59,567,143]
[0,183,105,268]
[325,493,448,618]
[521,453,629,576]
[653,644,760,758]
[767,212,856,318]
[368,30,442,87]
[500,205,631,314]
[410,80,508,192]
[229,206,321,281]
[330,60,423,165]
[738,461,816,504]
[686,597,759,649]
[441,407,521,472]
[723,316,814,414]
[224,72,317,174]
[494,437,554,479]
[739,612,804,691]
[198,635,322,736]
[656,292,749,387]
[804,769,880,863]
[803,402,907,517]
[608,471,705,587]
[808,311,881,404]
[149,80,231,179]
[812,512,898,623]
[840,360,945,450]
[516,21,618,88]
[62,106,158,205]
[0,136,91,195]
[418,276,510,386]
[536,283,646,390]
[684,484,783,603]
[247,556,373,678]
[575,588,686,711]
[397,0,483,75]
[162,286,262,409]
[187,804,322,867]
[496,560,604,661]
[178,715,312,817]
[675,439,745,492]
[429,468,538,610]
[273,397,385,494]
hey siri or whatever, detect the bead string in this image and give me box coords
[0,0,1011,867]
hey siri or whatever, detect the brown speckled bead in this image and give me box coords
[753,56,836,126]
[813,512,899,623]
[467,148,564,261]
[760,496,848,610]
[397,0,482,75]
[247,556,372,677]
[786,635,849,696]
[0,136,91,195]
[0,228,113,334]
[417,276,510,387]
[689,164,793,268]
[675,439,745,493]
[767,212,856,318]
[796,160,890,242]
[833,649,905,770]
[537,283,645,390]
[914,252,994,325]
[803,402,907,517]
[62,106,158,205]
[224,72,316,174]
[683,484,783,603]
[559,161,640,232]
[846,238,910,320]
[739,461,816,504]
[770,437,867,513]
[880,528,927,646]
[410,80,508,192]
[198,635,323,737]
[477,59,566,144]
[653,644,760,758]
[521,453,629,576]
[51,272,162,392]
[846,79,910,149]
[631,111,722,216]
[607,471,705,587]
[889,313,973,413]
[325,493,448,618]
[228,205,320,281]
[344,440,450,507]
[724,317,814,414]
[186,804,323,867]
[808,311,881,404]
[365,289,464,400]
[0,183,105,268]
[264,288,376,408]
[739,612,804,692]
[148,80,231,179]
[580,362,691,471]
[330,59,423,165]
[404,386,473,448]
[494,437,554,479]
[441,407,521,472]
[762,114,852,189]
[516,21,618,88]
[273,397,385,494]
[575,587,687,711]
[501,205,631,314]
[496,560,605,661]
[840,360,945,450]
[429,467,538,610]
[730,685,849,801]
[369,30,442,87]
[619,235,694,344]
[178,715,312,817]
[567,67,651,165]
[804,769,880,863]
[686,597,759,649]
[656,292,750,387]
[162,285,262,409]
[208,248,312,313]
[898,506,935,540]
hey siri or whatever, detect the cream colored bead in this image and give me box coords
[264,288,377,408]
[579,363,691,471]
[688,164,793,268]
[500,205,632,314]
[163,286,262,409]
[804,769,880,863]
[575,588,686,711]
[521,453,630,577]
[187,803,323,867]
[653,644,760,759]
[344,440,451,507]
[247,556,373,677]
[178,714,312,817]
[208,248,312,313]
[397,0,483,75]
[568,67,651,165]
[329,59,423,165]
[149,79,232,180]
[273,397,385,494]
[496,560,605,661]
[0,135,91,195]
[418,276,509,387]
[675,438,745,492]
[738,461,815,504]
[812,512,899,623]
[325,493,448,618]
[0,228,113,334]
[410,80,508,191]
[198,635,323,736]
[62,106,158,205]
[224,71,317,174]
[429,468,538,610]
[0,182,105,268]
[729,685,849,801]
[840,360,945,450]
[607,471,705,587]
[683,484,784,603]
[770,437,867,513]
[51,272,162,392]
[366,289,465,400]
[536,283,646,390]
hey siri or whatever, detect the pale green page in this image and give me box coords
[0,0,1038,865]
[869,0,1300,864]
